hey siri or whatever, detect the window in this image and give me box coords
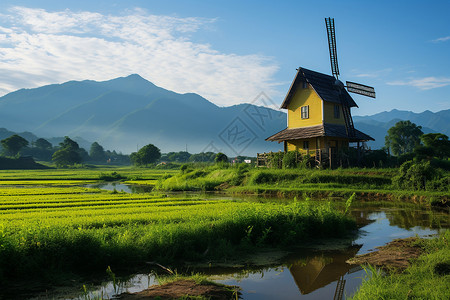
[334,104,340,119]
[301,81,308,89]
[303,141,309,149]
[301,105,309,119]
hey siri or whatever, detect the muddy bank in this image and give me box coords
[118,279,239,300]
[347,237,423,272]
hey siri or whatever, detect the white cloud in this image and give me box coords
[432,36,450,43]
[387,77,450,90]
[0,6,279,106]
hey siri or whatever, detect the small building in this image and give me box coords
[265,67,374,166]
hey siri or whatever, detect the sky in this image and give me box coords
[0,0,449,116]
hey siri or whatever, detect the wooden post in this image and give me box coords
[329,147,332,169]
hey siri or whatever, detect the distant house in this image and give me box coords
[266,67,374,165]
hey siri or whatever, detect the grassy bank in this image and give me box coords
[155,165,449,206]
[351,230,450,299]
[0,184,355,283]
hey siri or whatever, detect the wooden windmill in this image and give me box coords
[325,17,376,138]
[265,17,375,167]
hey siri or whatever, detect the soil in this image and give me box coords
[347,237,423,272]
[117,279,239,300]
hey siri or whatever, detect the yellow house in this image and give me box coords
[266,67,373,158]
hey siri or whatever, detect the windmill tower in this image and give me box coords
[265,18,375,167]
[325,17,376,138]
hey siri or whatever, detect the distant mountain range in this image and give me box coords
[0,75,448,155]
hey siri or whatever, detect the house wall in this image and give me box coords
[288,85,323,128]
[323,102,346,125]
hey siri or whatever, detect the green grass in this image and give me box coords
[154,165,449,205]
[0,183,356,282]
[351,230,450,299]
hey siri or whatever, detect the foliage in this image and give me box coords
[392,160,448,191]
[52,136,82,167]
[189,152,217,162]
[283,151,298,169]
[130,144,161,166]
[266,152,283,169]
[416,133,450,160]
[34,138,53,150]
[161,151,191,162]
[385,120,423,156]
[98,171,126,181]
[90,142,107,162]
[214,152,228,163]
[0,134,29,156]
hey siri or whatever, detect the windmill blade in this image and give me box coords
[325,17,339,78]
[346,81,376,98]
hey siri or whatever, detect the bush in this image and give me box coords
[392,161,446,191]
[283,151,298,169]
[267,152,283,169]
[98,172,125,181]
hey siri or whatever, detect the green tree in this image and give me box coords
[418,133,450,159]
[90,142,107,162]
[33,138,53,150]
[1,134,29,156]
[131,144,161,166]
[215,152,228,163]
[385,121,423,156]
[52,136,82,167]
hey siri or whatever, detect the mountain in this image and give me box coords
[0,75,447,154]
[354,109,449,149]
[0,75,286,156]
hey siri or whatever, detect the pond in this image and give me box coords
[27,193,448,300]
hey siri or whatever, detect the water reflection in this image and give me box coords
[87,182,153,193]
[289,246,361,295]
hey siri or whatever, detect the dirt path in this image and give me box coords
[347,237,423,272]
[118,279,239,300]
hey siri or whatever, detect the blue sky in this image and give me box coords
[0,0,449,116]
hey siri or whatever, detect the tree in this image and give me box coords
[34,138,53,150]
[90,142,107,162]
[1,134,29,156]
[131,144,161,166]
[215,152,228,163]
[419,133,450,159]
[52,136,82,167]
[385,121,423,156]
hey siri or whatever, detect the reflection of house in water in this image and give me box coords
[289,245,362,295]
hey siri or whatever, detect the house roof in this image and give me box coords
[265,123,374,142]
[280,67,358,109]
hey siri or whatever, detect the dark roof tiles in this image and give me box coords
[280,67,358,109]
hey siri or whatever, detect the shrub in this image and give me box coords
[283,151,298,169]
[267,152,283,169]
[392,161,444,191]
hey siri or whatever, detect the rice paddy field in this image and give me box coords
[0,168,356,287]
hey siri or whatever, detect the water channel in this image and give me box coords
[28,183,449,299]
